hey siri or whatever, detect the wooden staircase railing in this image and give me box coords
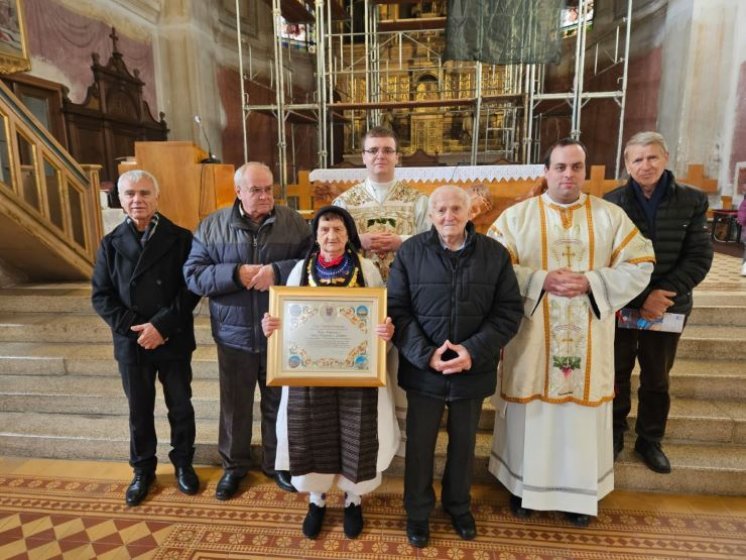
[0,79,102,281]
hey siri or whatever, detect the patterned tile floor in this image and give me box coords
[1,458,745,559]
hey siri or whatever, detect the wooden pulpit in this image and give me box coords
[118,141,235,231]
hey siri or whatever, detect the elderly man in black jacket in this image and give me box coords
[92,170,200,506]
[605,132,713,473]
[388,185,522,548]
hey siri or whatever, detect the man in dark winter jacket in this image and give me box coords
[92,170,200,507]
[183,162,312,499]
[605,132,713,474]
[387,185,522,548]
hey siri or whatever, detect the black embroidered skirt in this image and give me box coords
[287,386,378,483]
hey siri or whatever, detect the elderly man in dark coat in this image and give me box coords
[92,169,200,507]
[387,185,523,548]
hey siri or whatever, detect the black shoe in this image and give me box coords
[406,519,429,548]
[215,471,245,500]
[302,503,326,539]
[273,470,297,493]
[448,511,476,540]
[175,465,199,495]
[634,438,671,473]
[565,512,592,527]
[125,471,155,506]
[509,494,533,519]
[613,434,624,461]
[343,503,364,538]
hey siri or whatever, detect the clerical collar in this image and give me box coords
[542,192,585,207]
[366,178,396,204]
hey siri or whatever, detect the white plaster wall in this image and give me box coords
[716,1,746,198]
[659,0,744,194]
[676,0,735,178]
[657,0,694,172]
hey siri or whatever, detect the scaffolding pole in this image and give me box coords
[235,0,248,163]
[237,1,632,177]
[615,0,633,178]
[315,0,328,169]
[271,0,288,196]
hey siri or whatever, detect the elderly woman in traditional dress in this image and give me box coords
[262,206,399,540]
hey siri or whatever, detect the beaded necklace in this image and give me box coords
[305,249,361,286]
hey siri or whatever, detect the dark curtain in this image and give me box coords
[443,0,565,65]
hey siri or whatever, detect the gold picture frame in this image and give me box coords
[267,286,387,387]
[0,0,30,74]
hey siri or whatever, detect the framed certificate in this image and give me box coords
[267,286,387,387]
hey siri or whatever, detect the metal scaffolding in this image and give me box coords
[234,0,633,194]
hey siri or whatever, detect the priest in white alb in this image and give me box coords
[486,139,655,526]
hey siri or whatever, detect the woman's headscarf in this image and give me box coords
[300,205,365,287]
[310,205,362,253]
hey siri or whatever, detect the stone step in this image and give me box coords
[2,412,744,496]
[642,397,745,444]
[0,284,743,322]
[0,284,211,316]
[0,411,226,467]
[692,290,746,307]
[0,312,215,345]
[632,358,746,400]
[2,368,742,448]
[461,434,746,496]
[0,376,224,419]
[0,342,219,377]
[604,439,746,496]
[675,325,746,360]
[688,305,746,326]
[1,314,741,364]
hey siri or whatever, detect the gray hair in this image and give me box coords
[234,161,273,187]
[428,185,472,213]
[624,131,669,160]
[118,170,159,195]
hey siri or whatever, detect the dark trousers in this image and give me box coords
[613,326,682,443]
[217,343,281,475]
[404,391,483,521]
[118,358,195,474]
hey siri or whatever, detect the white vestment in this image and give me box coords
[275,258,400,495]
[334,178,429,455]
[486,193,654,515]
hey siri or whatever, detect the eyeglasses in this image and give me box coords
[243,185,274,196]
[362,147,397,156]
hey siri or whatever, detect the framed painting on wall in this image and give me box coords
[0,0,30,74]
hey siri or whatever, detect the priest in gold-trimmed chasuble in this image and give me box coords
[486,140,654,522]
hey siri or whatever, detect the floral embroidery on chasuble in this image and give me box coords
[337,181,422,280]
[541,198,594,400]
